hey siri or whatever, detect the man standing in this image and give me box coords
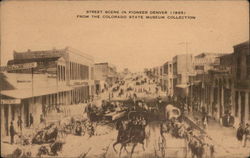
[29,113,34,128]
[10,121,15,144]
[243,123,250,147]
[228,113,235,127]
[75,122,82,136]
[17,116,23,132]
[236,123,244,145]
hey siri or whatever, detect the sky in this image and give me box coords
[1,1,249,72]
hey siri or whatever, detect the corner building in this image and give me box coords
[0,47,95,137]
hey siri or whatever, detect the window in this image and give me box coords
[62,66,65,81]
[236,55,241,80]
[91,67,94,80]
[173,63,177,75]
[57,65,61,81]
[70,62,72,80]
[80,65,82,79]
[60,66,63,81]
[81,65,89,80]
[163,64,168,74]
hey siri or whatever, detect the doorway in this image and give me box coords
[4,105,9,136]
[23,99,29,127]
[240,92,245,123]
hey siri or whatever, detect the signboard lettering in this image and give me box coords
[7,62,37,71]
[1,99,21,104]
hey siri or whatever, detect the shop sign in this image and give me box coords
[7,62,37,71]
[1,99,21,104]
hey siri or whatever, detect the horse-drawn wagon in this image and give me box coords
[164,104,181,120]
[113,110,148,158]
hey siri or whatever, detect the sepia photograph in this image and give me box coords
[0,0,249,158]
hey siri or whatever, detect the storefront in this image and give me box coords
[0,86,72,137]
[1,98,21,136]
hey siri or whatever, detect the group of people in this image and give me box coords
[161,117,215,158]
[115,114,147,144]
[168,94,250,150]
[9,114,34,145]
[69,118,95,137]
[161,118,188,139]
[236,123,250,147]
[130,115,147,129]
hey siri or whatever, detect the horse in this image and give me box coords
[44,126,58,143]
[129,125,146,158]
[113,120,130,156]
[113,121,146,158]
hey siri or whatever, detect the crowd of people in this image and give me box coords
[161,117,215,158]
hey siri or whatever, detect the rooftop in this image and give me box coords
[195,52,225,58]
[13,47,94,62]
[233,41,249,49]
[0,73,15,90]
[95,62,108,65]
[7,57,61,65]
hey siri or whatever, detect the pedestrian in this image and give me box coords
[40,114,44,123]
[75,122,82,136]
[44,104,48,116]
[29,113,34,128]
[228,112,235,127]
[236,123,244,144]
[10,121,15,144]
[202,114,208,130]
[243,123,250,147]
[17,116,23,132]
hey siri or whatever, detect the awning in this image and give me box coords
[0,86,73,99]
[70,84,89,89]
[176,84,189,89]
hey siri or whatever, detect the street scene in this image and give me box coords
[0,1,250,158]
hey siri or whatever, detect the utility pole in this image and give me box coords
[31,67,34,127]
[178,42,191,108]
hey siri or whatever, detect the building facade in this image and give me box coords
[172,54,194,97]
[190,41,250,125]
[193,53,223,74]
[0,47,95,137]
[162,61,174,96]
[231,41,250,124]
[94,62,118,84]
[191,52,227,117]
